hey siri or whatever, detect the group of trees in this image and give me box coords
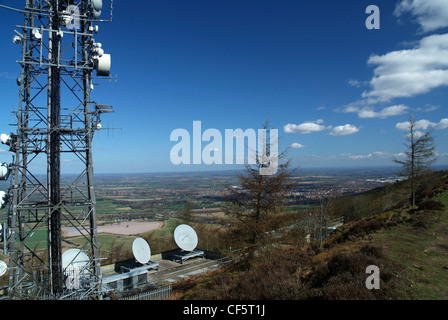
[216,116,439,268]
[102,114,438,271]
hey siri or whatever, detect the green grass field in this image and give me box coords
[371,189,448,299]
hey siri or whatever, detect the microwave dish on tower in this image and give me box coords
[62,249,89,272]
[0,163,10,181]
[0,192,8,210]
[0,261,7,277]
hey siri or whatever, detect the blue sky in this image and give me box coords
[0,0,447,173]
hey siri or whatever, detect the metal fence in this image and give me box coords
[120,285,172,301]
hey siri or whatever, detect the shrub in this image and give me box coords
[350,219,385,237]
[305,245,412,300]
[417,200,445,211]
[360,244,385,259]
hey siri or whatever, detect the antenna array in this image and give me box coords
[0,0,114,299]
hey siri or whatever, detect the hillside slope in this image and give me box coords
[172,171,448,300]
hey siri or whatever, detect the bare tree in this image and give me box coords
[393,115,437,206]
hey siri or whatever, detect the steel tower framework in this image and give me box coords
[4,0,113,299]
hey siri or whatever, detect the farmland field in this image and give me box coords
[0,167,412,259]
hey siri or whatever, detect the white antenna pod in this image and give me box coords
[174,224,198,252]
[32,28,42,40]
[0,191,8,210]
[0,134,11,146]
[0,163,10,181]
[0,261,7,277]
[62,249,89,272]
[95,53,111,76]
[132,237,151,264]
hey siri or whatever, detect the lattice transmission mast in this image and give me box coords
[1,0,114,299]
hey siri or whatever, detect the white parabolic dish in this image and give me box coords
[0,163,9,180]
[62,249,89,272]
[96,53,111,77]
[174,224,198,252]
[0,261,7,277]
[132,237,151,264]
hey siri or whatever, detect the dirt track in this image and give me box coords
[62,221,163,237]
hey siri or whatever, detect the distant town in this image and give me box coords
[74,167,408,224]
[0,166,428,227]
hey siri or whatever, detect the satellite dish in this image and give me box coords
[12,35,22,44]
[32,28,42,40]
[0,163,10,181]
[174,224,198,252]
[92,0,103,11]
[91,0,102,19]
[0,191,8,210]
[62,249,89,272]
[0,261,7,277]
[0,134,11,146]
[132,238,151,264]
[95,53,111,76]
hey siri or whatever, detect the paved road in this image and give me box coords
[147,258,223,285]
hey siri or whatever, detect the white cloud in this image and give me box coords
[290,143,305,149]
[395,122,409,131]
[285,121,360,137]
[284,120,329,134]
[377,105,410,118]
[415,104,441,112]
[0,72,18,80]
[362,33,448,102]
[414,119,435,130]
[348,151,389,160]
[435,152,448,158]
[345,3,448,113]
[403,130,425,139]
[341,104,409,119]
[424,104,440,112]
[362,105,409,118]
[329,124,360,136]
[396,118,448,131]
[394,0,448,33]
[357,108,377,119]
[348,154,373,160]
[437,118,448,130]
[394,152,406,158]
[348,79,361,88]
[341,105,360,113]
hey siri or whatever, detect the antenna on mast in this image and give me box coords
[2,0,115,299]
